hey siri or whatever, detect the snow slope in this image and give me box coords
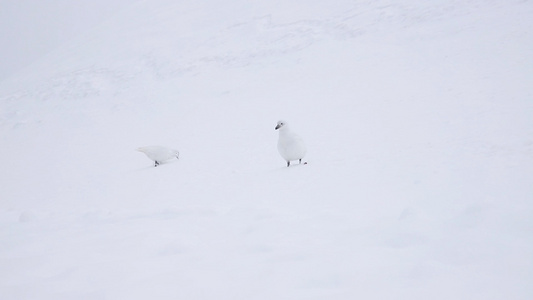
[0,0,135,81]
[1,0,532,299]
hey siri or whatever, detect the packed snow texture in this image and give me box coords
[1,0,532,299]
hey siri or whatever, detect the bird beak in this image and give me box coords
[275,124,280,130]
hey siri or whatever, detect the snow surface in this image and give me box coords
[1,0,532,299]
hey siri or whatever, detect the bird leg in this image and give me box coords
[287,161,290,167]
[299,159,302,164]
[154,161,160,167]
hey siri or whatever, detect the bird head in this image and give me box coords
[275,120,286,130]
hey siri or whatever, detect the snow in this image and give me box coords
[1,0,532,299]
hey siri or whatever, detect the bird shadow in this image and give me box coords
[268,162,309,173]
[130,161,177,172]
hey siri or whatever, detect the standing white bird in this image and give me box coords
[275,120,306,167]
[137,146,179,167]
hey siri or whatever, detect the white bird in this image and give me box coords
[137,146,179,167]
[275,120,306,167]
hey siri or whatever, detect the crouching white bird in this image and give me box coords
[275,120,306,167]
[137,146,179,167]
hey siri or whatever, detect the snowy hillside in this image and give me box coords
[1,0,532,299]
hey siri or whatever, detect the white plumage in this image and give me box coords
[275,120,306,167]
[137,146,179,167]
